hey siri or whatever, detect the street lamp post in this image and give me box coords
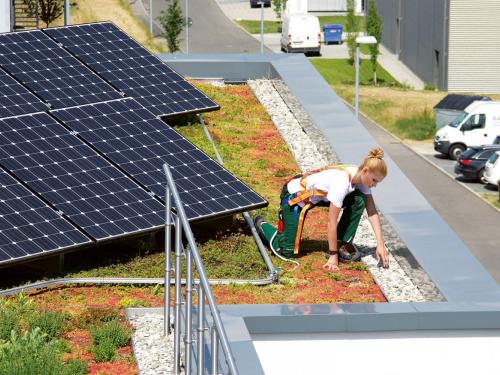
[258,1,264,53]
[354,35,377,119]
[185,0,189,53]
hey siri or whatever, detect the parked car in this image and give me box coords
[484,151,500,186]
[250,0,271,8]
[281,14,321,55]
[434,100,500,160]
[454,145,500,182]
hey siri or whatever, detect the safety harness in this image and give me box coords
[282,164,355,254]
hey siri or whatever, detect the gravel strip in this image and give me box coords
[129,313,175,375]
[248,79,444,302]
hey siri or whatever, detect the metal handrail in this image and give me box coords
[164,163,239,375]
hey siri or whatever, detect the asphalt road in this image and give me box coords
[360,113,500,283]
[142,0,271,53]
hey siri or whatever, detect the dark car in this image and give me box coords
[250,0,271,8]
[454,145,500,182]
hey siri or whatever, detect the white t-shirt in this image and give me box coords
[287,166,371,208]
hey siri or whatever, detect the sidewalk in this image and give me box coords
[216,0,425,89]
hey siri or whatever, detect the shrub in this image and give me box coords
[62,359,88,375]
[0,328,63,375]
[0,307,19,341]
[90,338,116,362]
[28,310,68,340]
[90,320,132,362]
[91,320,131,348]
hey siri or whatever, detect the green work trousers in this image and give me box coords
[260,185,366,258]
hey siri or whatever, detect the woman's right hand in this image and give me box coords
[323,256,339,271]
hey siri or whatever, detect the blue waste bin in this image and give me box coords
[323,24,343,45]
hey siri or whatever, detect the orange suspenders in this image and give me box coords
[288,165,354,254]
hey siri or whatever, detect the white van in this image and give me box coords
[434,101,500,160]
[280,14,321,55]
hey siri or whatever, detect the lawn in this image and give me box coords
[311,58,445,141]
[47,0,166,53]
[236,15,365,34]
[481,193,500,210]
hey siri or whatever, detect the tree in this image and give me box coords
[26,0,64,27]
[345,0,359,66]
[366,0,383,84]
[273,0,288,22]
[158,0,184,53]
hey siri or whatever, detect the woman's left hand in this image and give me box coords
[376,244,390,268]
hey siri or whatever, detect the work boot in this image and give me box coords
[338,242,361,262]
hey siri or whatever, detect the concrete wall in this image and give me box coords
[447,0,500,93]
[0,0,11,33]
[375,0,448,90]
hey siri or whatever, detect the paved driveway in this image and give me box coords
[408,142,497,195]
[141,0,271,53]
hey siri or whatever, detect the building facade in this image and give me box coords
[375,0,500,93]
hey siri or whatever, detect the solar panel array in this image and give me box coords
[0,22,267,265]
[0,167,91,262]
[0,113,165,240]
[0,68,48,118]
[51,98,267,221]
[0,30,122,109]
[44,23,219,117]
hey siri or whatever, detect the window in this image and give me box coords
[462,114,486,129]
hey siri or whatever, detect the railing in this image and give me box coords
[163,163,239,375]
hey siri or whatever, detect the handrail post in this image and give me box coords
[164,163,239,375]
[210,326,219,375]
[185,240,193,373]
[173,216,182,374]
[164,187,172,336]
[197,284,205,375]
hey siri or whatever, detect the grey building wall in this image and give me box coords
[374,0,448,90]
[447,0,500,93]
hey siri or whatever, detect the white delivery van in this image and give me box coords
[281,14,321,55]
[434,101,500,160]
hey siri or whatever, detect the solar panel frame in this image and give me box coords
[51,98,268,222]
[0,29,123,109]
[43,22,220,117]
[0,166,92,265]
[0,67,49,119]
[0,112,166,240]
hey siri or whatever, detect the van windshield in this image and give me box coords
[449,111,468,128]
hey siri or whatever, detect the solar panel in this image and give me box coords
[0,67,48,118]
[44,22,220,117]
[51,98,268,221]
[0,30,122,109]
[0,112,165,240]
[0,167,91,263]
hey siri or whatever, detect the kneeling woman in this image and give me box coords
[256,147,390,271]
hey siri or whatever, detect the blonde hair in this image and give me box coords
[359,147,387,177]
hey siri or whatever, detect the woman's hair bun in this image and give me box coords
[367,147,384,160]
